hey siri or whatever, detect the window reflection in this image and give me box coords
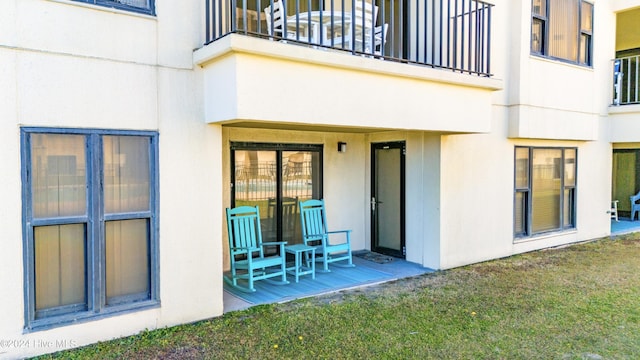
[103,136,151,214]
[106,219,150,304]
[233,147,321,244]
[35,224,86,312]
[31,134,87,218]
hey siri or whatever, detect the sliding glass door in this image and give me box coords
[231,143,322,245]
[612,149,640,216]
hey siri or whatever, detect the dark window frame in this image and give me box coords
[21,127,160,331]
[531,1,547,55]
[578,1,593,66]
[229,142,323,244]
[514,146,578,240]
[530,0,593,66]
[72,0,155,16]
[230,142,324,206]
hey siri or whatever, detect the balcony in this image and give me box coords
[610,54,640,143]
[613,55,639,106]
[205,0,494,77]
[609,5,640,142]
[196,0,501,133]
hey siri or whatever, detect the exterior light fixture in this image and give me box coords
[338,142,347,153]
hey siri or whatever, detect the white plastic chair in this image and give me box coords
[264,1,310,41]
[369,23,388,55]
[611,200,619,222]
[354,0,378,30]
[338,0,378,51]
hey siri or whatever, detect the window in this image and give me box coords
[531,0,593,66]
[21,128,159,330]
[514,147,576,238]
[72,0,155,15]
[230,143,322,246]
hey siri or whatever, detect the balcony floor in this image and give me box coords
[222,221,640,312]
[611,217,640,235]
[223,252,432,313]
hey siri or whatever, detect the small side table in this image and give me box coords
[285,244,316,282]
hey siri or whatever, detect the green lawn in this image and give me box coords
[37,234,640,359]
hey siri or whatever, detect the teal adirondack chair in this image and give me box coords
[299,199,354,272]
[224,206,289,292]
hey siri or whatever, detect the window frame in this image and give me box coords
[578,1,593,65]
[514,146,578,240]
[531,0,548,55]
[71,0,155,16]
[530,0,594,67]
[21,127,160,331]
[229,142,324,245]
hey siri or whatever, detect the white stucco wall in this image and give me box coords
[2,0,639,357]
[439,111,514,269]
[206,0,630,273]
[438,113,613,270]
[196,35,501,134]
[612,0,640,12]
[610,105,640,142]
[507,0,616,141]
[423,0,617,269]
[0,48,26,360]
[0,1,222,358]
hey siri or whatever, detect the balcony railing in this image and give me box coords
[205,0,494,77]
[614,56,640,105]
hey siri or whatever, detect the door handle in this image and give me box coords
[371,198,383,211]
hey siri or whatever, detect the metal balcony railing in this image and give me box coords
[205,0,494,77]
[614,55,640,105]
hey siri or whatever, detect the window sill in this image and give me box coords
[46,0,156,19]
[609,103,640,114]
[513,228,577,244]
[24,300,160,333]
[530,53,593,71]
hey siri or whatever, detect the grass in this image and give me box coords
[36,234,640,359]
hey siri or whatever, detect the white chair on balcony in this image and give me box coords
[369,23,388,56]
[264,1,309,42]
[350,1,379,53]
[331,0,378,50]
[354,0,378,29]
